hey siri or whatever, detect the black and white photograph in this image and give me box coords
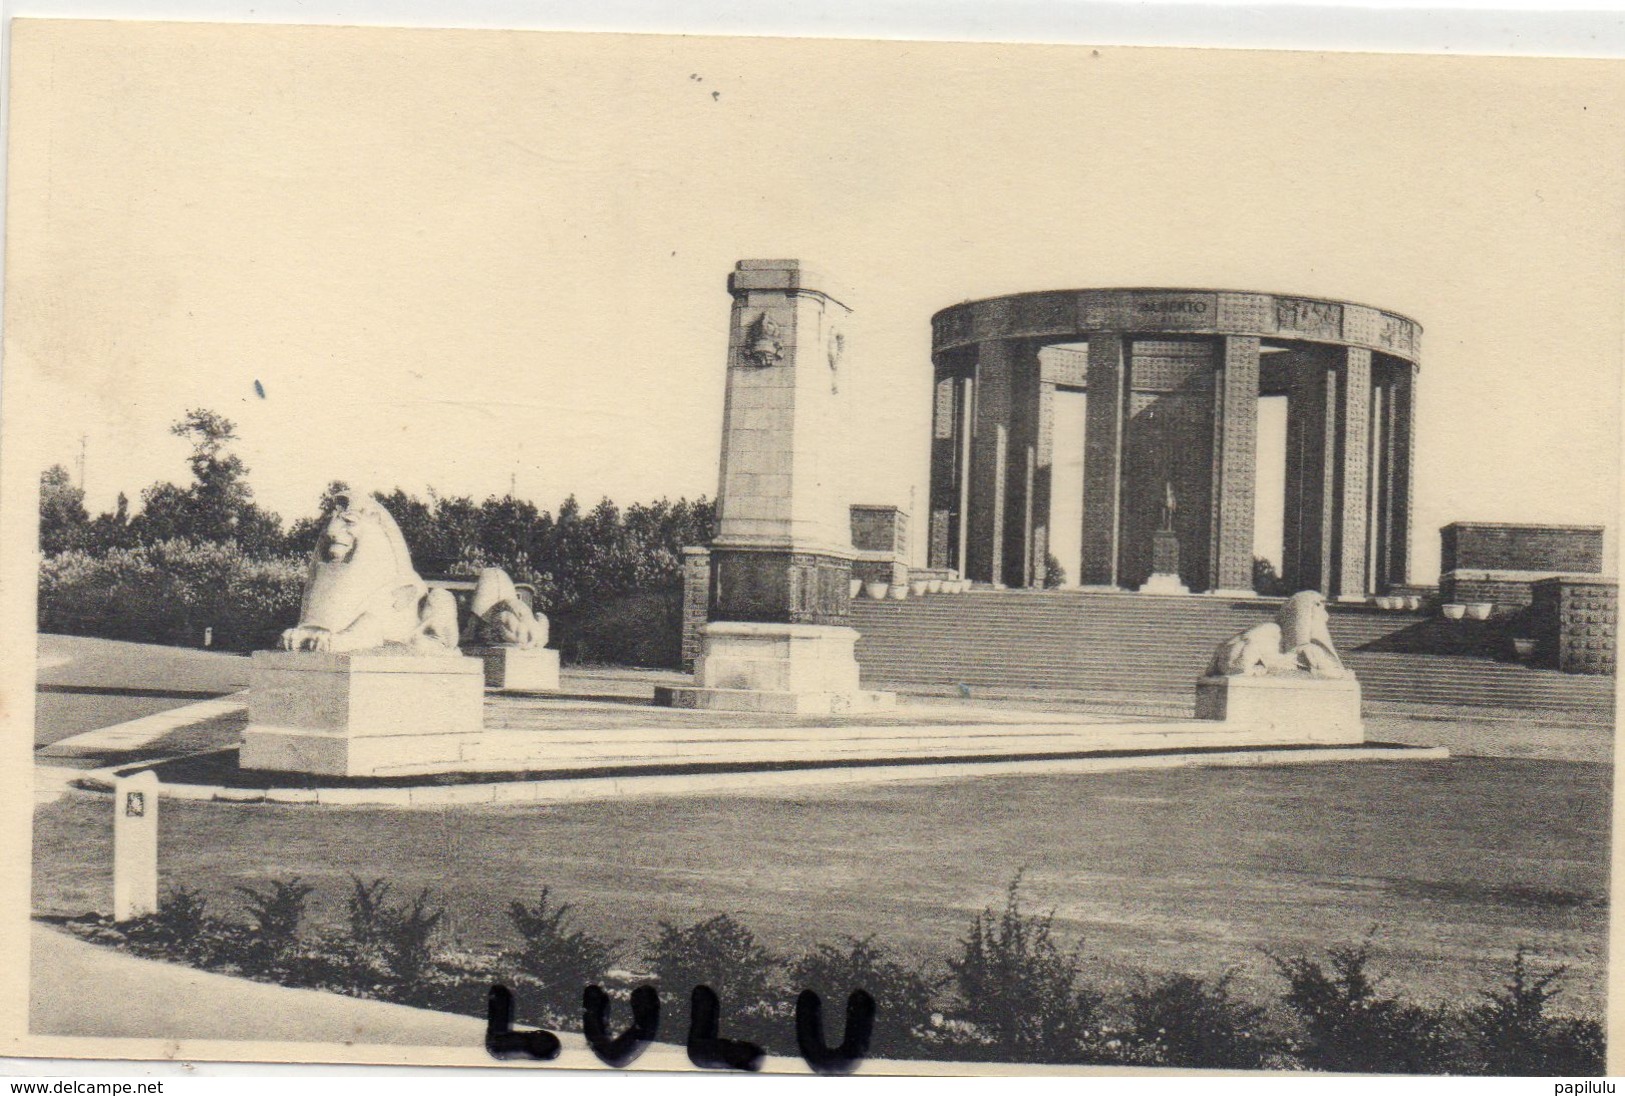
[2,15,1620,1077]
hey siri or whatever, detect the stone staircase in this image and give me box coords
[851,590,1615,720]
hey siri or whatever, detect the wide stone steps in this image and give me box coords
[851,594,1613,716]
[377,716,1350,778]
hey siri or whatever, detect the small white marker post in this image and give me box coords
[112,770,159,922]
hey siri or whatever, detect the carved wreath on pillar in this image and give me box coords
[744,312,785,367]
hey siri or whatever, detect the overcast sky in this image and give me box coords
[6,21,1621,582]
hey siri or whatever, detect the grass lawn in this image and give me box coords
[33,753,1610,1016]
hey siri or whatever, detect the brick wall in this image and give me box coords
[1531,577,1617,674]
[680,546,710,673]
[1441,522,1605,574]
[1439,574,1543,613]
[850,505,908,555]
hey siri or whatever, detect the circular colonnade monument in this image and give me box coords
[926,288,1421,601]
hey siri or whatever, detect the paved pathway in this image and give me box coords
[31,924,481,1046]
[27,924,788,1072]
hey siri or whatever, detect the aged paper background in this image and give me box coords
[1,17,1621,1073]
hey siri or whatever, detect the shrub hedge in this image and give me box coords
[62,874,1604,1074]
[39,541,304,652]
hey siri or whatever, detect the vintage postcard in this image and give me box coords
[1,17,1620,1078]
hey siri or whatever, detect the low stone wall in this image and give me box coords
[1531,577,1617,675]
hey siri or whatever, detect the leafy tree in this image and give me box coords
[39,465,89,553]
[128,409,285,551]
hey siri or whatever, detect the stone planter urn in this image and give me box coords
[927,579,944,594]
[888,583,910,600]
[864,581,890,600]
[1404,596,1423,611]
[849,578,864,599]
[1513,637,1536,662]
[1442,603,1467,620]
[1467,602,1494,621]
[911,580,930,596]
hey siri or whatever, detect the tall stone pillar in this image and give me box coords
[657,260,892,715]
[1033,377,1056,586]
[1385,362,1417,588]
[1004,341,1048,588]
[1209,336,1260,595]
[965,340,1012,584]
[1370,379,1391,592]
[927,368,961,571]
[957,376,974,575]
[1333,348,1373,600]
[1283,349,1337,593]
[1080,333,1127,587]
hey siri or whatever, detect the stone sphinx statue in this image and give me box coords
[279,489,460,654]
[464,567,549,649]
[1206,590,1347,680]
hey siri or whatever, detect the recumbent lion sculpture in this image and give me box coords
[279,489,460,655]
[1205,590,1347,680]
[464,566,549,649]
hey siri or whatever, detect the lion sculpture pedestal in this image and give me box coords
[240,489,486,778]
[465,645,561,692]
[1194,673,1363,744]
[240,650,485,777]
[1196,590,1365,746]
[460,567,561,692]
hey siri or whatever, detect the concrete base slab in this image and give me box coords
[466,645,560,691]
[240,649,485,777]
[1195,673,1363,743]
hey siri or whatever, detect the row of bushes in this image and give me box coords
[37,538,687,666]
[39,541,305,652]
[67,875,1603,1074]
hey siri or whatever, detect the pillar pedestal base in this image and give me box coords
[653,621,895,716]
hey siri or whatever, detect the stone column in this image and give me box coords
[1370,379,1390,593]
[1080,333,1127,587]
[1385,362,1417,588]
[658,260,892,715]
[954,377,974,576]
[1033,378,1056,586]
[1003,341,1047,588]
[965,340,1012,584]
[1283,349,1336,593]
[1334,348,1373,600]
[927,369,960,571]
[1209,336,1260,595]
